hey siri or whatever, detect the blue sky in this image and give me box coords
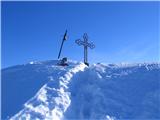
[2,1,159,68]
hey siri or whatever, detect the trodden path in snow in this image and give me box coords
[7,62,160,120]
[10,62,86,120]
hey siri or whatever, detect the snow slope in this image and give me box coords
[2,60,160,120]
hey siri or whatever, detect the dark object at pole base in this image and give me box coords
[57,57,68,66]
[84,62,89,66]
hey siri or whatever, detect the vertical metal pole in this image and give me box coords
[86,47,88,63]
[84,46,85,63]
[58,39,64,59]
[83,33,88,64]
[57,30,67,59]
[86,38,88,63]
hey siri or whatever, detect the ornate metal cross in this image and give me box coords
[75,33,95,66]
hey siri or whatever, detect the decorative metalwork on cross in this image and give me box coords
[75,33,95,66]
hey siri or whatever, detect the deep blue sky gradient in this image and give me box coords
[2,1,159,68]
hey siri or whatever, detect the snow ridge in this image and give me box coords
[10,62,86,120]
[63,63,160,119]
[6,62,160,120]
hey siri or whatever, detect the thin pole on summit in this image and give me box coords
[58,30,67,59]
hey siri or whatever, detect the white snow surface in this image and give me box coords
[10,61,86,120]
[2,60,160,120]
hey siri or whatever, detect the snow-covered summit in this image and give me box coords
[2,60,160,120]
[2,60,83,119]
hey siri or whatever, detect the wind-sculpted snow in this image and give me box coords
[10,61,86,120]
[64,63,160,119]
[2,61,160,120]
[2,60,84,119]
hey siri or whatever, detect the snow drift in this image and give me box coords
[2,60,160,120]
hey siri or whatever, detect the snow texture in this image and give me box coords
[2,60,160,120]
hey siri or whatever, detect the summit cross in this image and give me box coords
[75,33,95,66]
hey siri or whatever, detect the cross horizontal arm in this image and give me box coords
[75,39,83,46]
[88,43,95,49]
[75,39,95,49]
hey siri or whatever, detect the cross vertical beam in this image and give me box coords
[84,46,87,64]
[83,33,88,64]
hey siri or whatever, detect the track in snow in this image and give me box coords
[2,61,160,120]
[10,61,86,120]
